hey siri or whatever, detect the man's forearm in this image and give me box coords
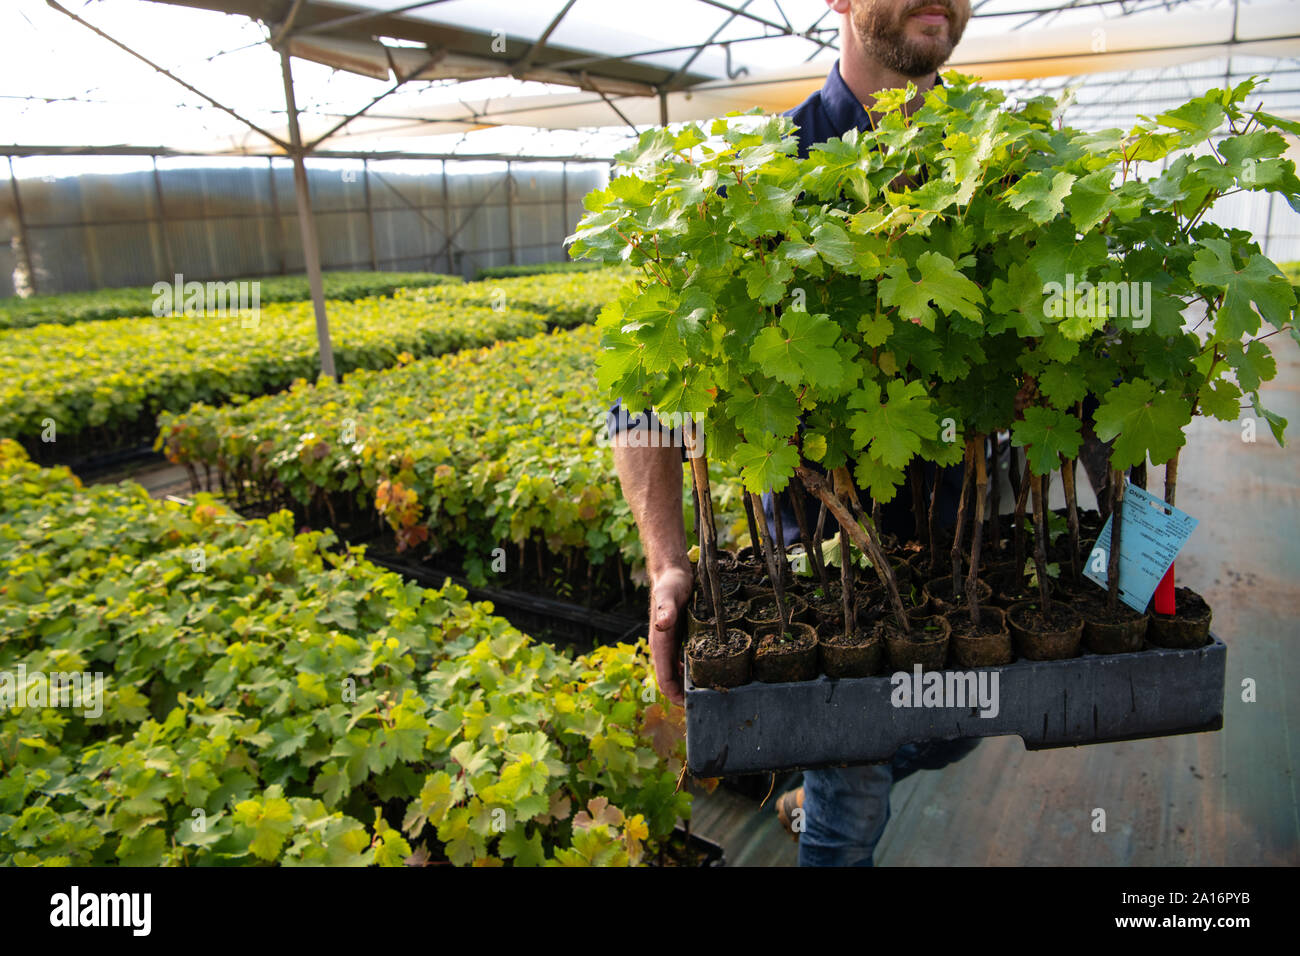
[614,440,693,705]
[613,443,689,578]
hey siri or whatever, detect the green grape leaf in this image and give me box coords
[386,705,431,763]
[1254,111,1300,136]
[313,761,348,807]
[1197,378,1241,421]
[811,220,856,271]
[886,320,942,376]
[319,819,372,867]
[847,378,939,469]
[934,328,985,382]
[233,794,295,862]
[858,312,894,348]
[726,377,801,438]
[373,821,412,867]
[497,826,546,867]
[727,181,796,238]
[1093,379,1192,467]
[743,258,794,305]
[1189,239,1296,340]
[803,133,871,199]
[686,216,733,270]
[1007,171,1076,224]
[1027,220,1108,288]
[1156,97,1226,146]
[624,288,688,370]
[852,455,905,504]
[1064,170,1119,233]
[655,366,715,416]
[1038,325,1081,364]
[734,433,800,492]
[450,741,494,779]
[1038,362,1089,410]
[1010,406,1084,475]
[878,251,983,328]
[1223,339,1278,392]
[988,260,1046,337]
[497,754,550,801]
[266,718,312,760]
[777,238,823,276]
[749,311,845,390]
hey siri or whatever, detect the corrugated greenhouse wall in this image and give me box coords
[0,194,18,298]
[2,142,1296,298]
[0,157,610,296]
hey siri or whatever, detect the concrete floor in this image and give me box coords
[91,457,194,500]
[691,330,1300,867]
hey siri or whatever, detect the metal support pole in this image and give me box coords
[362,158,377,271]
[560,160,568,260]
[440,159,454,275]
[659,90,669,126]
[505,160,516,266]
[267,157,287,275]
[151,154,175,280]
[7,156,37,295]
[432,175,507,273]
[280,48,335,379]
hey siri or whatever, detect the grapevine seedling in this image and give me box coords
[569,75,1298,635]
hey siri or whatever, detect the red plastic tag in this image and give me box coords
[1154,562,1176,615]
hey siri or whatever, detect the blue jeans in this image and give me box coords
[797,738,981,866]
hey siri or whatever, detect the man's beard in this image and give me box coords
[850,0,968,78]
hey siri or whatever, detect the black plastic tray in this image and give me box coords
[647,826,726,867]
[363,552,643,650]
[685,635,1226,776]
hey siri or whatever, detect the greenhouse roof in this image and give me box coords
[3,0,1299,159]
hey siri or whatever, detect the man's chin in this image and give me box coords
[889,48,952,77]
[904,22,952,44]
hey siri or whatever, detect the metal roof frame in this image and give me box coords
[20,0,1300,373]
[38,0,717,374]
[148,0,723,92]
[29,0,846,374]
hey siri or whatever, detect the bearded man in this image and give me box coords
[612,0,981,866]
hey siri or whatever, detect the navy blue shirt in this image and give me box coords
[786,60,943,153]
[788,59,910,154]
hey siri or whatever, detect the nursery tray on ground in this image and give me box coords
[647,827,726,867]
[364,553,643,650]
[685,636,1226,776]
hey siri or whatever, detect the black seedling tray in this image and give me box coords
[363,552,643,651]
[685,635,1226,776]
[646,826,726,867]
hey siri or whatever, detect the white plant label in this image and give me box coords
[1083,482,1198,614]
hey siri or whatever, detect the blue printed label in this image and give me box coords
[1083,482,1198,614]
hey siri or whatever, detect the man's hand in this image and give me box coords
[648,562,693,706]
